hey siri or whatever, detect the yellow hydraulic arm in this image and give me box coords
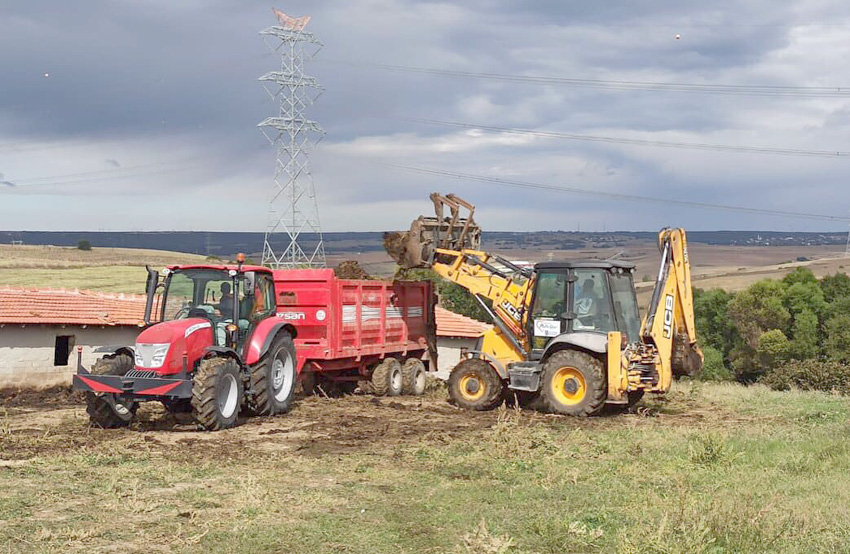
[635,228,703,391]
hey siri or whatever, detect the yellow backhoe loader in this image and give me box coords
[385,193,703,415]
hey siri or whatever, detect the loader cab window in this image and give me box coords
[610,270,641,343]
[571,269,615,334]
[530,271,567,349]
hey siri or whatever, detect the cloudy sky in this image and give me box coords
[2,0,850,232]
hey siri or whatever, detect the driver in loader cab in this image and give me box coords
[575,279,600,326]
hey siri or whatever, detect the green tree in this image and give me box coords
[820,272,850,303]
[727,279,790,351]
[782,267,818,287]
[782,281,826,321]
[824,314,850,363]
[756,329,790,373]
[700,345,733,381]
[77,239,92,251]
[789,309,819,360]
[693,288,736,356]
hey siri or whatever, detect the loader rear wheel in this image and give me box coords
[86,354,137,428]
[448,358,503,411]
[371,358,403,396]
[540,350,606,416]
[245,333,296,416]
[401,358,426,395]
[191,357,243,431]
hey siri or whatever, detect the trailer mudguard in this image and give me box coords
[242,319,295,365]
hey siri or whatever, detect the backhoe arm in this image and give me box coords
[639,228,703,389]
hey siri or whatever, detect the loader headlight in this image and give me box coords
[135,343,170,368]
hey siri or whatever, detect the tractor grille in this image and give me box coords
[125,369,159,379]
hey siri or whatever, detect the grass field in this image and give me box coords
[0,245,208,294]
[2,382,850,553]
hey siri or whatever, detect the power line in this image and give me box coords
[378,162,850,222]
[401,117,849,159]
[322,59,850,98]
[1,162,199,189]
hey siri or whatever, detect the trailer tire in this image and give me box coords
[191,357,243,431]
[448,358,503,411]
[540,349,606,416]
[245,333,297,416]
[371,358,402,396]
[86,354,137,428]
[401,358,426,395]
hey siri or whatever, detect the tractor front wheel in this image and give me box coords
[448,358,503,411]
[246,333,297,416]
[191,357,243,431]
[539,350,606,416]
[86,354,137,428]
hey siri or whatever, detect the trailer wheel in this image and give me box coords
[86,354,137,428]
[448,358,503,411]
[191,357,243,431]
[246,333,297,416]
[401,358,426,395]
[540,349,606,416]
[371,358,402,396]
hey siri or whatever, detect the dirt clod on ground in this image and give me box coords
[334,260,372,280]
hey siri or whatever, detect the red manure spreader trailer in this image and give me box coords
[274,269,436,397]
[73,260,436,431]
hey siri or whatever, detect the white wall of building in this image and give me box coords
[434,336,480,380]
[0,325,139,388]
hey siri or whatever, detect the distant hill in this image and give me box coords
[0,230,844,258]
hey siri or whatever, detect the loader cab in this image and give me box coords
[527,261,641,358]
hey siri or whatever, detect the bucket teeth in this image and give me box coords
[384,192,481,268]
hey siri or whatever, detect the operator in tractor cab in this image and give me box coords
[217,282,234,314]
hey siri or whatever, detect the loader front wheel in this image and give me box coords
[401,358,426,395]
[191,357,243,431]
[540,350,606,416]
[86,354,137,428]
[448,358,503,411]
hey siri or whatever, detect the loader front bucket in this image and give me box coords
[384,193,482,268]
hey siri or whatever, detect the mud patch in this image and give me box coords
[0,385,83,409]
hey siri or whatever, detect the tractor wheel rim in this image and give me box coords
[551,367,586,406]
[218,373,239,419]
[272,352,295,402]
[414,368,426,393]
[459,373,485,401]
[390,366,403,392]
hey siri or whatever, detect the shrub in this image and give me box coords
[761,359,850,395]
[699,345,733,381]
[77,239,92,251]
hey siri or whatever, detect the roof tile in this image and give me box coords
[0,288,146,326]
[435,306,491,338]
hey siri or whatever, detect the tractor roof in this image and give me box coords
[534,260,636,271]
[167,264,272,273]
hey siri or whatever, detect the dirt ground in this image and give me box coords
[0,387,508,463]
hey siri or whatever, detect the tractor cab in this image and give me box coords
[138,262,277,376]
[526,261,641,359]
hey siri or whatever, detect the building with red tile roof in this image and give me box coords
[0,288,145,389]
[433,306,492,378]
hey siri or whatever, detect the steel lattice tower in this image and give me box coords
[258,9,326,268]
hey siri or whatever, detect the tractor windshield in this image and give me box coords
[161,269,237,322]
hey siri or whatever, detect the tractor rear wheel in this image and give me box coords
[245,333,297,416]
[540,350,606,416]
[448,358,503,411]
[371,358,403,396]
[191,357,243,431]
[86,354,137,428]
[401,358,426,395]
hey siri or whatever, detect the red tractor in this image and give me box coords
[73,256,298,430]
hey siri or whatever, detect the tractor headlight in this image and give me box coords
[135,343,170,368]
